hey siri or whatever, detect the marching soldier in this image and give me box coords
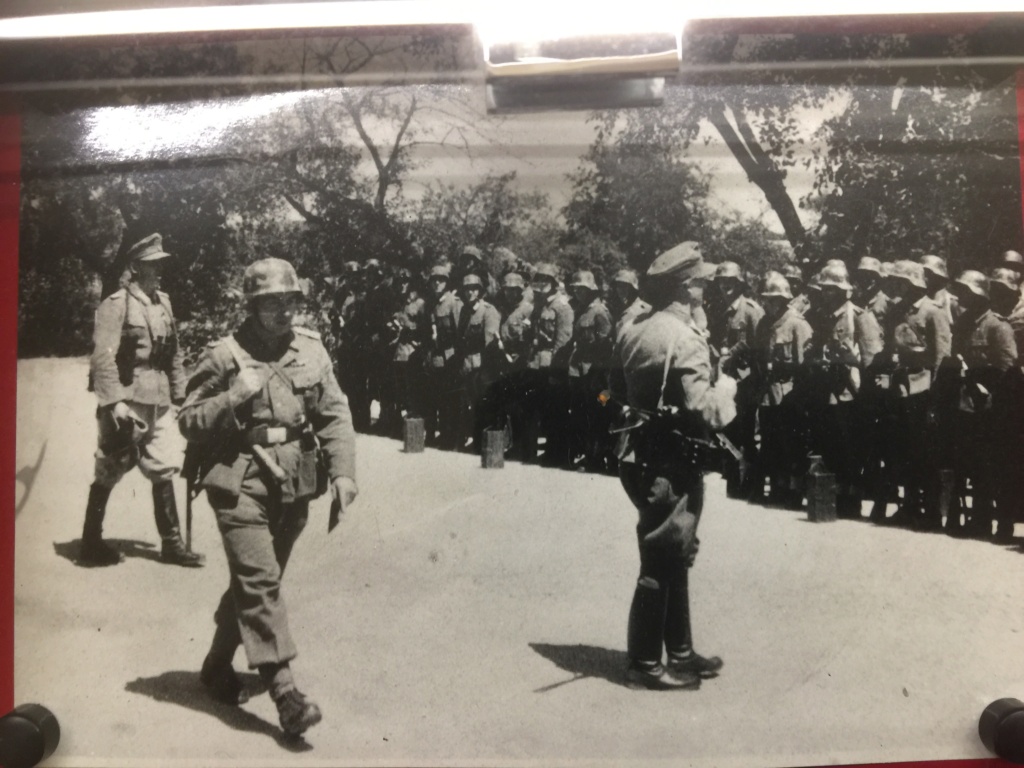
[424,264,463,449]
[707,261,764,498]
[178,258,357,737]
[805,262,884,518]
[524,263,574,466]
[883,261,951,530]
[947,270,1017,538]
[455,273,501,452]
[566,270,614,471]
[80,233,203,568]
[750,272,813,507]
[609,241,737,690]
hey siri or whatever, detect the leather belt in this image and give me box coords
[245,424,304,447]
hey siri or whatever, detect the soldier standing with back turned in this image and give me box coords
[609,241,737,690]
[80,233,203,568]
[178,258,357,737]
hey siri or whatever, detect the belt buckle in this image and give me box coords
[266,427,287,445]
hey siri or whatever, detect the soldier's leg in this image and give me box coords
[137,404,204,566]
[80,407,138,566]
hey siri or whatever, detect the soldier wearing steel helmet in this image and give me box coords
[853,256,893,328]
[608,240,737,690]
[877,260,951,530]
[921,254,958,328]
[80,233,203,568]
[424,263,463,449]
[609,268,651,340]
[495,271,535,461]
[455,273,502,452]
[750,271,813,507]
[990,264,1024,543]
[707,260,764,499]
[566,270,614,471]
[805,261,884,518]
[946,270,1017,539]
[178,258,357,737]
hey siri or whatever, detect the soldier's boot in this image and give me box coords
[79,483,123,567]
[200,653,250,706]
[152,481,204,567]
[667,649,724,679]
[625,577,699,691]
[262,663,322,736]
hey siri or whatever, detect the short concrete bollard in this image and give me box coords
[806,455,836,523]
[403,417,425,453]
[481,429,505,469]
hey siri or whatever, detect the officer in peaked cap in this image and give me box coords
[179,257,357,736]
[81,233,203,568]
[609,240,736,690]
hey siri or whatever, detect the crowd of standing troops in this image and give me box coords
[330,244,1024,543]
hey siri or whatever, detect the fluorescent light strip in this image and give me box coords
[0,0,1021,41]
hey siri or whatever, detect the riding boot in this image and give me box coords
[152,481,204,567]
[79,483,123,566]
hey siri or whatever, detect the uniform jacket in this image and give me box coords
[710,295,764,374]
[753,307,813,406]
[614,298,652,343]
[865,289,893,329]
[90,282,186,408]
[950,309,1016,414]
[457,298,501,374]
[428,291,463,368]
[809,301,884,403]
[568,298,613,378]
[392,295,428,362]
[891,296,952,396]
[527,292,574,370]
[1008,296,1024,359]
[500,297,534,365]
[178,319,356,500]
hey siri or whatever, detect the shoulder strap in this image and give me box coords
[657,330,678,411]
[222,335,247,371]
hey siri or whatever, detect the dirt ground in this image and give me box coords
[13,357,1024,767]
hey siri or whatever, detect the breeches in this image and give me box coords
[93,402,180,488]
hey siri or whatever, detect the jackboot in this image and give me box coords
[79,483,123,566]
[152,481,204,567]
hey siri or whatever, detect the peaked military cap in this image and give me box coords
[128,233,172,263]
[647,241,705,282]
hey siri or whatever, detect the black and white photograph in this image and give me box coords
[10,8,1024,766]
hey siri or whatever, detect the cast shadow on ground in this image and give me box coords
[125,671,313,752]
[53,539,165,567]
[15,442,47,517]
[529,643,630,693]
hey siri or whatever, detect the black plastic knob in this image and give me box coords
[980,698,1024,764]
[0,705,60,768]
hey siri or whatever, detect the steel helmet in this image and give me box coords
[502,272,525,289]
[461,273,484,288]
[1001,250,1024,272]
[570,270,598,291]
[952,270,990,299]
[891,260,927,289]
[429,264,451,280]
[990,266,1021,294]
[879,261,895,278]
[920,254,949,280]
[461,245,483,263]
[759,271,793,299]
[343,260,361,274]
[244,258,302,299]
[855,256,882,275]
[533,262,559,282]
[781,263,804,282]
[612,268,639,290]
[713,261,744,283]
[817,262,853,291]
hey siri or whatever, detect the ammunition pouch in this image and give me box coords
[296,428,329,500]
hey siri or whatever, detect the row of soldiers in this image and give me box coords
[330,245,1024,542]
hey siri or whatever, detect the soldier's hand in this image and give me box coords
[333,476,358,514]
[229,367,265,405]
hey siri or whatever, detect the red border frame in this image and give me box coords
[0,59,1018,768]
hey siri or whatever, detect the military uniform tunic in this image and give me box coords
[178,319,356,668]
[90,282,187,487]
[527,293,574,370]
[499,297,534,366]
